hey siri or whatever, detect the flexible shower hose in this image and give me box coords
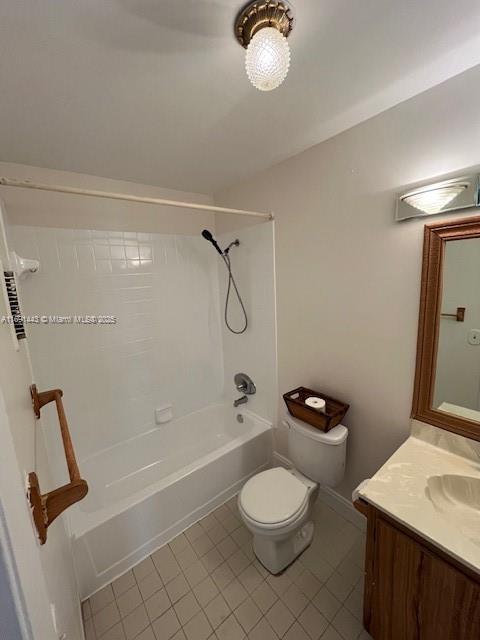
[222,252,248,334]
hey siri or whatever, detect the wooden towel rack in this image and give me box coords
[28,384,88,544]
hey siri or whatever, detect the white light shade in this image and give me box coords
[245,27,290,91]
[402,185,467,214]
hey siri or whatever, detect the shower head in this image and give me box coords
[201,229,224,256]
[201,229,213,241]
[202,230,247,334]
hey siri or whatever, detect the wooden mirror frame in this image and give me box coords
[412,214,480,441]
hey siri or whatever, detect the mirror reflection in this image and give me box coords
[434,237,480,422]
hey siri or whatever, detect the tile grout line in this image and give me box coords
[85,497,368,640]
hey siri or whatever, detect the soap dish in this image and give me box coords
[283,386,349,432]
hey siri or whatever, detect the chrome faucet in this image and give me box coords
[233,373,256,408]
[234,395,248,407]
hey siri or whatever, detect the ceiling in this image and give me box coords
[1,1,480,195]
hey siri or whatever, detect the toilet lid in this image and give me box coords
[240,468,309,525]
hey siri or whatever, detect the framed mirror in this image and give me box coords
[412,215,480,441]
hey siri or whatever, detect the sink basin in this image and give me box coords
[426,475,480,548]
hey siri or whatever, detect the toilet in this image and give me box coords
[238,415,348,574]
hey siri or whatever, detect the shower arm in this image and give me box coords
[27,384,88,545]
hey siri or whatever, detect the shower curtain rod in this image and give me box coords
[0,177,274,221]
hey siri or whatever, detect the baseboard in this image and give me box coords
[272,452,366,532]
[317,486,366,531]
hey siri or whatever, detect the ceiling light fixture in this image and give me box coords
[235,1,294,92]
[395,175,480,221]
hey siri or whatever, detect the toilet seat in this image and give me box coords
[239,467,309,527]
[239,497,310,533]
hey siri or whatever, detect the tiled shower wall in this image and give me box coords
[9,226,224,474]
[218,223,277,424]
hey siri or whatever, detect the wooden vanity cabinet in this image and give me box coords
[358,501,480,640]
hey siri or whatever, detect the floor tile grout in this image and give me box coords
[84,496,370,640]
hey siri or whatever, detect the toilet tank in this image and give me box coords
[286,416,348,487]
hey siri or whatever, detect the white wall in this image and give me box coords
[217,222,277,423]
[0,195,82,640]
[10,226,224,467]
[0,388,60,640]
[215,65,480,499]
[0,214,83,638]
[0,162,214,234]
[434,238,480,410]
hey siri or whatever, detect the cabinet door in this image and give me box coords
[369,518,422,639]
[418,549,480,639]
[369,518,480,640]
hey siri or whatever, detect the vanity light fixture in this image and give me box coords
[235,1,294,91]
[395,174,480,221]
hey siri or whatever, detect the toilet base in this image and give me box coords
[253,520,315,575]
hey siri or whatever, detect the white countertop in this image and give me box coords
[359,421,480,575]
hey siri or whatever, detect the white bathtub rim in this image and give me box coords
[70,409,272,538]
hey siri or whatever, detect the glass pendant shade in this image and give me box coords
[245,27,290,91]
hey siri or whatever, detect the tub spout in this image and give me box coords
[234,395,248,408]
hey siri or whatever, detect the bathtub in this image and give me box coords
[70,404,272,598]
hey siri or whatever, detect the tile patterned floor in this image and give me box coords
[82,496,372,640]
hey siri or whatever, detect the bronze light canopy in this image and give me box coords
[234,1,295,91]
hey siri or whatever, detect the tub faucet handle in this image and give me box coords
[234,373,256,395]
